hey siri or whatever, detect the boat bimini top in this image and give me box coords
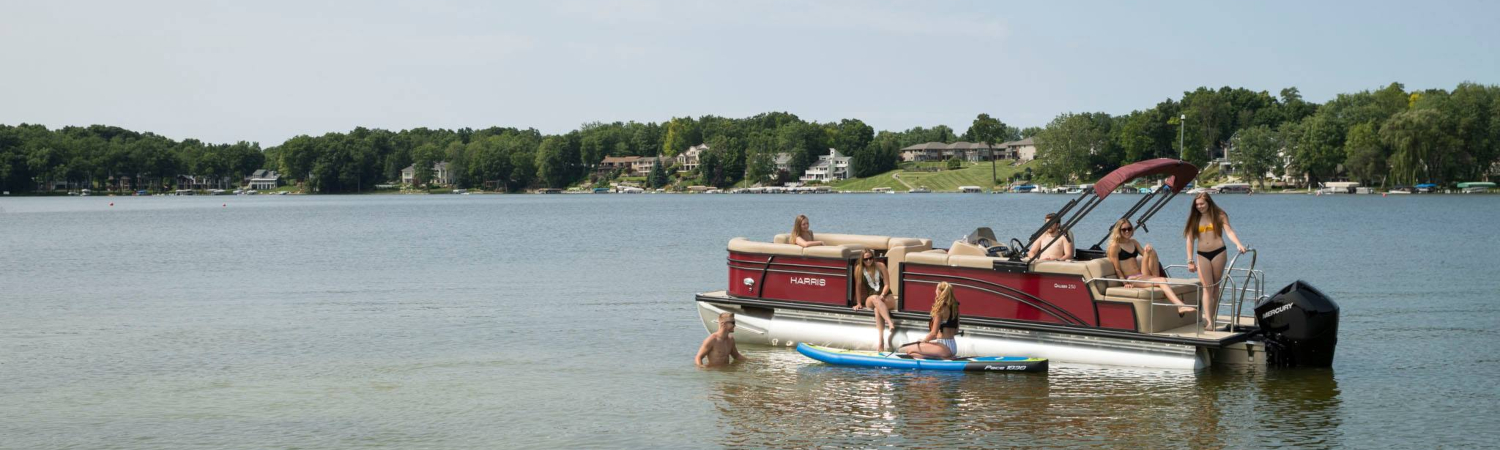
[1023,158,1199,265]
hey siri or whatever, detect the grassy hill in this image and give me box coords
[832,160,1036,192]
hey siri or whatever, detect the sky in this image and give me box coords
[2,0,1497,146]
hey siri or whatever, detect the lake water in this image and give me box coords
[2,193,1496,448]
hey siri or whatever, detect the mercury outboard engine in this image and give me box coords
[1254,281,1339,367]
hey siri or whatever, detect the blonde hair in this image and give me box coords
[1109,218,1131,247]
[1183,192,1226,239]
[854,249,876,300]
[930,282,958,319]
[791,215,811,242]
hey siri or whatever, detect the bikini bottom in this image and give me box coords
[1196,246,1227,260]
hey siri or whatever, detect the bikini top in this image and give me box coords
[1198,222,1216,234]
[939,305,960,330]
[1117,246,1140,260]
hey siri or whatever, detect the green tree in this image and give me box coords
[1034,113,1108,183]
[1343,122,1387,186]
[964,113,1011,146]
[1292,113,1345,186]
[535,137,570,188]
[1381,109,1449,185]
[647,160,669,188]
[1228,125,1280,188]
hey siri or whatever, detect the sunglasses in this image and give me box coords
[722,320,735,325]
[1121,227,1134,232]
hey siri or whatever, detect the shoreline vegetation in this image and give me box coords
[2,82,1498,197]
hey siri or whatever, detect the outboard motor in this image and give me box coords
[1254,281,1339,367]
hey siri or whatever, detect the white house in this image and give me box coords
[799,148,852,183]
[246,170,281,191]
[1000,138,1037,162]
[676,144,708,173]
[631,156,663,176]
[401,162,452,186]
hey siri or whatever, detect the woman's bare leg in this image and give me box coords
[898,342,954,360]
[1207,251,1229,328]
[1141,246,1193,315]
[1196,254,1216,329]
[867,295,887,351]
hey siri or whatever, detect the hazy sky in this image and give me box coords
[2,0,1497,146]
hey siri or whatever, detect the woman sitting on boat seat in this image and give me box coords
[1027,213,1074,261]
[900,282,959,359]
[1106,219,1194,317]
[854,249,897,352]
[1184,193,1248,330]
[790,215,824,247]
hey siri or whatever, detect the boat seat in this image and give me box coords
[773,233,932,251]
[727,237,865,259]
[947,240,988,257]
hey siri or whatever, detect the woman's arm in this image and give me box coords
[1221,213,1246,253]
[877,262,891,296]
[922,315,941,342]
[1185,236,1197,273]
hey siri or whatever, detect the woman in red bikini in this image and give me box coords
[1183,193,1247,330]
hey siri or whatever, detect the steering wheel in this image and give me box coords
[1006,238,1026,258]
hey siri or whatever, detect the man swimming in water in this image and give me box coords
[695,312,747,367]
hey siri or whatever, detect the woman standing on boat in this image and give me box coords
[1184,193,1247,330]
[790,215,824,247]
[854,249,896,351]
[899,282,958,359]
[1106,219,1194,317]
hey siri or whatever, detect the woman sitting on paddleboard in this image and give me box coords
[854,249,896,352]
[900,282,958,359]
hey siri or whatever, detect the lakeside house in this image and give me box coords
[246,170,282,190]
[996,138,1037,162]
[631,156,663,176]
[773,153,792,174]
[676,144,707,173]
[401,162,452,186]
[899,142,999,162]
[597,156,640,177]
[799,148,852,183]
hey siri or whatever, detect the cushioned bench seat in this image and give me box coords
[767,233,934,299]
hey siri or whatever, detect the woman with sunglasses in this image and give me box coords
[1106,219,1193,317]
[853,249,896,352]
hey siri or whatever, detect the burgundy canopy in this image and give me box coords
[1092,158,1198,199]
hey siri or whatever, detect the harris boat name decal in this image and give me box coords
[790,277,827,287]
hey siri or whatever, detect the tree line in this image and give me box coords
[3,82,1496,193]
[1031,82,1500,187]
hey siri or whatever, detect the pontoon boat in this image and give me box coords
[695,159,1339,370]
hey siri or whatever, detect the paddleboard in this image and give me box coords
[796,343,1048,372]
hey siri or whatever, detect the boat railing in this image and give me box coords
[1163,248,1265,332]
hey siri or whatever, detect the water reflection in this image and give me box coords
[709,348,1328,448]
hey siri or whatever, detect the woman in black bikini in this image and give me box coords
[1106,219,1193,317]
[899,282,959,359]
[1183,193,1247,330]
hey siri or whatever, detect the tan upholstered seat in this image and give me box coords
[727,237,864,258]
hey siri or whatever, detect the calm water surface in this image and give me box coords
[1,193,1496,448]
